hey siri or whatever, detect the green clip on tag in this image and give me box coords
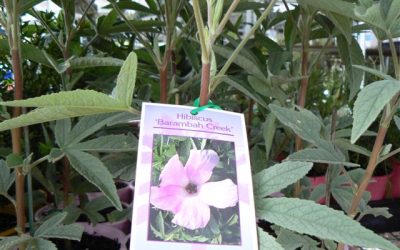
[191,98,222,115]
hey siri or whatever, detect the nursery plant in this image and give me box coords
[0,0,400,250]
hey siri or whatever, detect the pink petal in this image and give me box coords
[185,150,219,185]
[150,186,187,213]
[159,154,189,187]
[172,196,210,230]
[199,179,238,208]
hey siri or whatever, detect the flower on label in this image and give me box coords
[150,149,238,230]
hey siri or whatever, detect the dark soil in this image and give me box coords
[53,233,121,250]
[0,213,16,232]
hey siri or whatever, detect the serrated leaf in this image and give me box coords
[269,104,322,145]
[115,52,137,106]
[65,149,122,210]
[0,235,31,250]
[353,65,394,80]
[102,153,135,181]
[27,238,56,250]
[351,80,400,143]
[36,224,83,241]
[0,90,124,108]
[70,56,124,69]
[0,106,131,132]
[253,161,313,197]
[257,197,397,249]
[287,148,358,167]
[0,160,15,194]
[258,228,284,250]
[34,212,66,236]
[65,113,124,146]
[70,134,137,152]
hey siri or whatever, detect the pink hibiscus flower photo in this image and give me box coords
[148,136,241,245]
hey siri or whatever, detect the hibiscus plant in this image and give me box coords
[0,0,400,250]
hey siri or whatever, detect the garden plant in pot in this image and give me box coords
[0,0,400,249]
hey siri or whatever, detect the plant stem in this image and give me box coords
[4,0,26,235]
[348,125,388,216]
[200,63,211,106]
[348,31,400,217]
[192,0,209,64]
[210,0,278,93]
[160,48,172,103]
[22,109,34,236]
[388,34,400,79]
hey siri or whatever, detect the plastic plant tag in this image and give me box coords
[130,103,258,250]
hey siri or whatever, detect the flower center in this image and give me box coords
[185,183,198,194]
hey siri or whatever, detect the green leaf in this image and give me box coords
[213,45,266,81]
[102,153,136,181]
[353,65,394,80]
[275,228,320,250]
[27,238,56,250]
[0,90,124,108]
[34,212,83,241]
[354,1,386,31]
[98,9,118,34]
[65,113,124,146]
[0,106,127,132]
[351,80,400,143]
[0,235,31,250]
[70,57,124,69]
[337,36,364,100]
[5,154,23,168]
[248,76,287,104]
[257,197,397,249]
[65,149,122,210]
[335,138,371,157]
[104,1,157,14]
[287,148,358,167]
[258,228,284,250]
[223,77,268,107]
[0,160,15,194]
[101,20,164,34]
[115,52,137,106]
[0,90,138,132]
[297,0,357,21]
[326,12,353,43]
[54,119,71,147]
[70,134,137,152]
[269,104,322,145]
[17,0,46,14]
[253,161,313,198]
[263,114,277,162]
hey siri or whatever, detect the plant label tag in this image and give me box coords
[130,103,258,250]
